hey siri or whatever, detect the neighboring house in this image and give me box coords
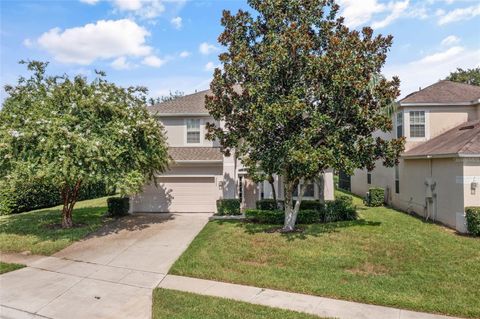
[349,80,480,233]
[130,89,334,214]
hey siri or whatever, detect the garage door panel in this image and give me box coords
[133,176,220,213]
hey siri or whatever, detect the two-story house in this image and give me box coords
[349,80,480,233]
[130,89,335,214]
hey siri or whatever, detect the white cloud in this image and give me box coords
[142,55,166,67]
[79,0,100,4]
[23,38,33,48]
[384,46,480,98]
[372,0,409,28]
[199,42,219,55]
[337,0,385,28]
[170,16,182,29]
[111,56,134,70]
[37,19,152,65]
[112,0,165,19]
[441,35,460,47]
[204,61,220,71]
[179,50,190,58]
[437,4,480,25]
[417,46,464,64]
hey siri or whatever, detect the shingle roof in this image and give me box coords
[403,120,480,158]
[399,80,480,105]
[148,89,212,115]
[168,147,223,161]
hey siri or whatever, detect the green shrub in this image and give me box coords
[465,207,480,236]
[365,187,384,207]
[0,178,110,215]
[107,197,130,217]
[321,195,357,222]
[216,199,241,216]
[245,209,320,224]
[256,199,321,211]
[245,209,284,224]
[256,199,277,210]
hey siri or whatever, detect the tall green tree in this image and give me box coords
[0,61,169,228]
[205,0,404,231]
[446,67,480,86]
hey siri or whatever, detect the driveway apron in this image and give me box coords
[0,213,211,319]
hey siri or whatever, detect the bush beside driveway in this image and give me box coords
[170,191,480,318]
[0,196,109,255]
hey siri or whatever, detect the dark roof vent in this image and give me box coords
[459,125,475,131]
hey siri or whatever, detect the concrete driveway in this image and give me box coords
[0,213,211,319]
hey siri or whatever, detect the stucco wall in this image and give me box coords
[159,116,218,147]
[463,160,480,208]
[351,157,466,230]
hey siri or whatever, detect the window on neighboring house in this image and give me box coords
[395,165,400,194]
[409,111,425,138]
[367,172,372,184]
[396,112,403,138]
[292,182,315,198]
[186,119,201,143]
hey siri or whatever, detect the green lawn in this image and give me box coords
[171,191,480,318]
[0,196,109,255]
[0,262,25,274]
[153,288,326,319]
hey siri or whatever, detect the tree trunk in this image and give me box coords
[61,180,82,229]
[283,178,306,232]
[267,174,277,206]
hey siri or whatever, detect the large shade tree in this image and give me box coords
[205,0,405,231]
[0,61,169,228]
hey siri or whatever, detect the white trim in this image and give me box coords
[155,113,210,117]
[173,160,223,164]
[404,108,430,142]
[154,174,219,178]
[402,153,480,159]
[185,118,203,145]
[399,100,479,107]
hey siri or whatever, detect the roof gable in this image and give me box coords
[147,89,212,115]
[399,80,480,105]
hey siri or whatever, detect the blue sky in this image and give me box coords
[1,0,479,102]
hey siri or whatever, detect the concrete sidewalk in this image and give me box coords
[158,275,461,319]
[0,213,211,319]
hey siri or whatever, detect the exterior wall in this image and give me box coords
[463,159,480,208]
[351,157,468,231]
[158,116,219,147]
[399,105,477,151]
[131,164,223,213]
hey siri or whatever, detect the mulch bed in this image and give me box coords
[264,226,305,234]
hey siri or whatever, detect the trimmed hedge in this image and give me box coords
[365,187,385,207]
[465,207,480,236]
[256,199,282,210]
[107,197,130,217]
[216,199,241,215]
[0,179,111,215]
[255,199,322,211]
[247,195,357,225]
[245,209,319,224]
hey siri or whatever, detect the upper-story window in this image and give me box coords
[409,111,425,138]
[396,112,403,138]
[186,119,201,144]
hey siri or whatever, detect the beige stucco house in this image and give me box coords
[349,80,480,233]
[130,89,334,214]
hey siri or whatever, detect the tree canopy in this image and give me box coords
[205,0,404,231]
[0,61,169,227]
[446,67,480,86]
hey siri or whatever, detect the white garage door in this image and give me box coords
[133,176,219,213]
